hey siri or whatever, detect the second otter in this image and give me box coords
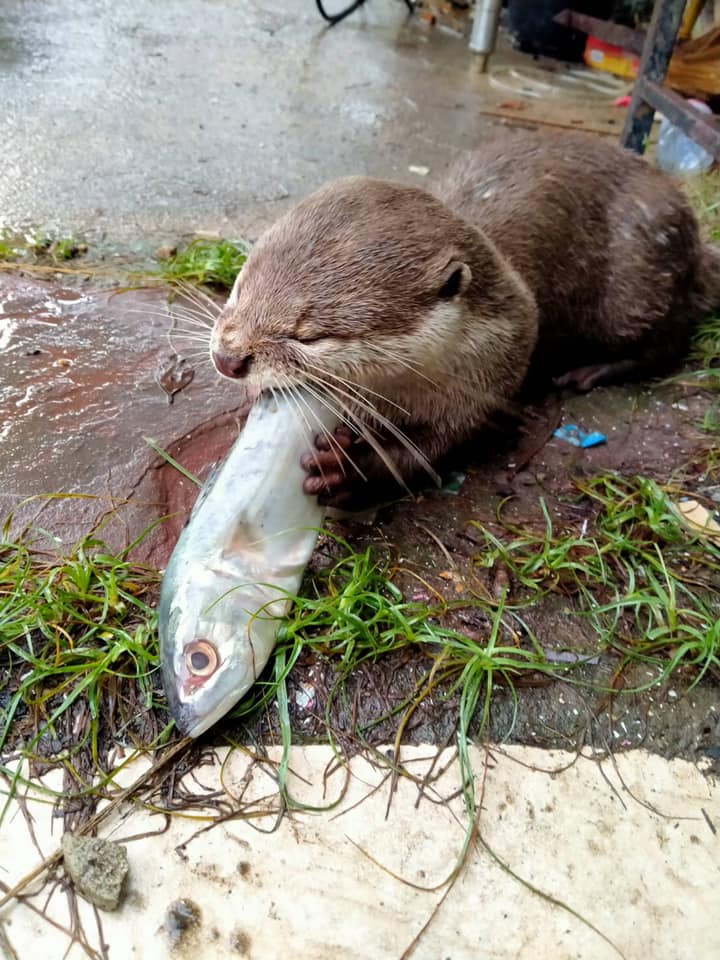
[210,130,720,503]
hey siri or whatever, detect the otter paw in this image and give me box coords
[554,365,612,393]
[553,360,638,393]
[300,426,357,499]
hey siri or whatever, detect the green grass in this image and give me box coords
[157,237,248,289]
[473,474,720,689]
[700,400,720,434]
[4,473,718,819]
[0,229,87,263]
[683,169,720,241]
[231,542,561,802]
[685,315,720,398]
[0,524,569,817]
[0,529,165,788]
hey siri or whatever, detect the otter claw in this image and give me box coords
[553,359,639,393]
[303,472,345,496]
[301,426,356,497]
[314,425,353,453]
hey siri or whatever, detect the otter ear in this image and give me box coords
[227,264,245,307]
[437,260,471,300]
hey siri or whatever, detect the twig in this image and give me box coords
[0,737,191,911]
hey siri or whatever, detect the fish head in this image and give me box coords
[159,568,276,738]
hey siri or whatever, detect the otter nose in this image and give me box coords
[212,351,254,379]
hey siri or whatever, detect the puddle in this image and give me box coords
[0,275,242,513]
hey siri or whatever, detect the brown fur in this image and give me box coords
[211,130,720,502]
[438,132,720,383]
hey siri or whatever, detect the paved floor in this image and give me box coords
[1,0,506,246]
[2,745,718,960]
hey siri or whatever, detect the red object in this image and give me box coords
[585,35,640,79]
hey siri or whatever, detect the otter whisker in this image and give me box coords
[300,374,422,490]
[276,379,335,491]
[164,315,212,356]
[125,304,212,325]
[178,348,212,359]
[276,375,318,447]
[305,381,410,490]
[170,279,223,320]
[302,362,412,418]
[168,306,216,329]
[380,345,489,391]
[174,278,224,315]
[166,323,213,337]
[294,380,370,482]
[301,371,438,485]
[168,331,212,344]
[126,308,215,341]
[280,377,328,451]
[367,346,443,390]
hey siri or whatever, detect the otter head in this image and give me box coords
[210,177,488,397]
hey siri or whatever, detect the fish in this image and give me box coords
[158,389,340,737]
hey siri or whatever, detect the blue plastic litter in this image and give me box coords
[553,424,607,449]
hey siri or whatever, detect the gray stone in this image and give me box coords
[62,833,129,911]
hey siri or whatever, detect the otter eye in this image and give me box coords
[184,639,219,678]
[438,267,464,300]
[295,331,325,345]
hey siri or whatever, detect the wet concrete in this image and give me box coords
[0,0,490,244]
[0,274,247,550]
[0,0,624,250]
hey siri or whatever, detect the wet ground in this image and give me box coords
[1,1,718,771]
[0,0,626,252]
[2,274,718,770]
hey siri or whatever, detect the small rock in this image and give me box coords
[700,484,720,504]
[155,243,178,261]
[62,833,129,911]
[515,470,536,486]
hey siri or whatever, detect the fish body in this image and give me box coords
[159,390,339,737]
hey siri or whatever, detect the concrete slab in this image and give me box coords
[0,0,625,249]
[0,745,717,959]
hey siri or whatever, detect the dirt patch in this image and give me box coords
[1,274,718,773]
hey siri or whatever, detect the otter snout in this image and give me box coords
[212,351,254,379]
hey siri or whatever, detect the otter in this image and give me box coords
[210,130,720,505]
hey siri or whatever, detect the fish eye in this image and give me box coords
[184,639,219,678]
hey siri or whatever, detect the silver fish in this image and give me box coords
[158,390,339,737]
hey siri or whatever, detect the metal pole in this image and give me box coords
[469,0,503,71]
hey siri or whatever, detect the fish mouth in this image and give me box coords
[160,657,215,738]
[170,702,221,739]
[161,654,246,738]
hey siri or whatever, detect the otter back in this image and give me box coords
[436,130,719,382]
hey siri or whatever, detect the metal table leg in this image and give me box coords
[620,0,690,153]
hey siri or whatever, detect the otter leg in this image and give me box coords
[552,359,642,392]
[301,423,450,507]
